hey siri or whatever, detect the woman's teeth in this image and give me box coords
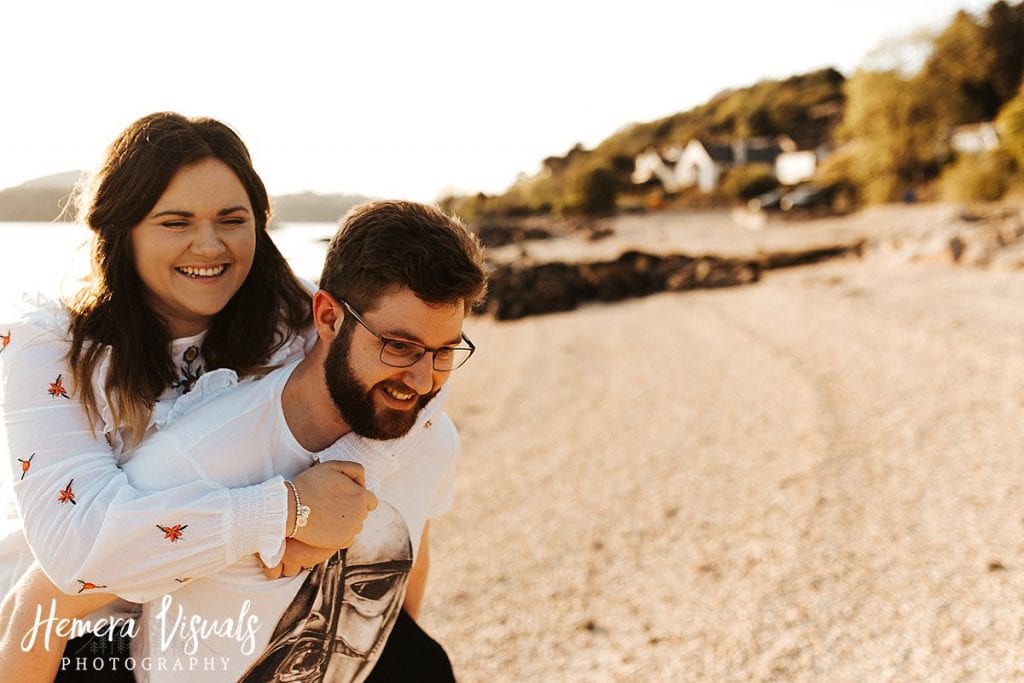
[176,265,226,278]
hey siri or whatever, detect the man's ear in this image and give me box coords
[312,290,343,341]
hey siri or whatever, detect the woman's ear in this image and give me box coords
[312,290,343,341]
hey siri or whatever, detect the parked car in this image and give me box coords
[747,189,783,211]
[779,184,832,212]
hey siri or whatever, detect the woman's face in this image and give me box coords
[130,158,257,337]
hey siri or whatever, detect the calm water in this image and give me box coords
[0,221,338,319]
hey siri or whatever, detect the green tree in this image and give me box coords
[839,70,946,202]
[983,1,1024,107]
[919,10,997,123]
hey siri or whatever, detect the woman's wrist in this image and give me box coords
[284,481,296,539]
[283,480,311,539]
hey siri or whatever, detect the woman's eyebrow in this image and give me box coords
[150,210,194,218]
[149,206,249,218]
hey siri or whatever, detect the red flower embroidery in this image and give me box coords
[48,374,70,399]
[57,479,76,505]
[17,453,34,480]
[157,524,188,543]
[0,330,10,354]
[77,580,107,593]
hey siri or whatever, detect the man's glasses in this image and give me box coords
[341,300,475,372]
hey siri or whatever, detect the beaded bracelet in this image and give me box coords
[284,480,311,539]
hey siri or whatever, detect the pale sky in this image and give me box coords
[1,0,995,202]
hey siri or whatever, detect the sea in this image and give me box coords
[0,221,338,320]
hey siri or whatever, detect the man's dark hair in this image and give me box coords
[320,200,488,313]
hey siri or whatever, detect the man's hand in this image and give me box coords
[262,539,339,579]
[288,461,378,549]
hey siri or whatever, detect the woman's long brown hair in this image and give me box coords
[67,112,312,447]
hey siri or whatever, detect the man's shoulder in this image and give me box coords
[403,412,460,468]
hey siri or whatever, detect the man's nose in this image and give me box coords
[190,221,226,258]
[401,354,435,395]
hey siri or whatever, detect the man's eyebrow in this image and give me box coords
[384,328,463,347]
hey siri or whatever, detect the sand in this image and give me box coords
[418,256,1024,681]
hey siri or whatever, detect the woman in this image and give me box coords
[0,113,433,679]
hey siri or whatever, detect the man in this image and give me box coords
[118,200,487,681]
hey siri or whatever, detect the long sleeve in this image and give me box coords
[0,322,288,601]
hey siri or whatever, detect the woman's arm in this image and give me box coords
[1,323,366,602]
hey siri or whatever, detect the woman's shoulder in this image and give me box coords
[2,295,73,350]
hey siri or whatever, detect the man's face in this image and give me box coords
[324,286,465,439]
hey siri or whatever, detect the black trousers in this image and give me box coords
[56,609,453,682]
[366,609,456,683]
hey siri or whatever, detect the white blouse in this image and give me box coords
[0,299,442,604]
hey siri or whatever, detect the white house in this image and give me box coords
[632,139,783,193]
[951,122,1000,154]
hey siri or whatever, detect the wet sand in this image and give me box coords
[421,257,1024,681]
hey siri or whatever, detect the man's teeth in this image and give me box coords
[177,265,226,278]
[383,386,415,401]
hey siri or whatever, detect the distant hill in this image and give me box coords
[17,170,88,190]
[0,170,83,221]
[270,191,371,224]
[443,67,847,217]
[0,174,370,224]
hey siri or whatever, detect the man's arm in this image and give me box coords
[0,563,114,681]
[403,522,431,620]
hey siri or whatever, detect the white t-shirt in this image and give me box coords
[122,361,458,682]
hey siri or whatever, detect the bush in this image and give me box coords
[718,163,778,200]
[939,151,1014,202]
[997,84,1024,167]
[560,164,619,215]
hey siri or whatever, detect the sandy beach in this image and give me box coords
[420,245,1024,681]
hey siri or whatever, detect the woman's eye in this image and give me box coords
[221,218,247,227]
[161,221,189,229]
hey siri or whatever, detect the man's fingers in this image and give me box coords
[323,460,366,487]
[364,491,378,511]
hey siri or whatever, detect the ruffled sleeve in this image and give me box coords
[0,315,289,601]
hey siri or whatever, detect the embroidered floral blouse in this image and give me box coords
[0,300,445,603]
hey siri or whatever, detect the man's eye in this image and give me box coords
[434,348,454,360]
[385,341,416,354]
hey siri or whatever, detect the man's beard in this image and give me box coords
[324,321,437,439]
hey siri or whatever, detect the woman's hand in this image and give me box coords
[287,461,377,549]
[261,539,339,579]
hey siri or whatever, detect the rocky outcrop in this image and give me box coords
[866,207,1023,268]
[485,251,763,321]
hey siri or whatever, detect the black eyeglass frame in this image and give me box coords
[340,300,476,372]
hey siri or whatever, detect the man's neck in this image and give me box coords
[281,351,352,452]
